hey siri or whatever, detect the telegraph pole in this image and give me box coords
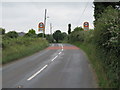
[43,9,47,38]
[50,23,52,35]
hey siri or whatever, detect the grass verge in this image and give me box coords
[2,37,49,64]
[72,42,111,88]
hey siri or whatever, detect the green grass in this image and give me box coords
[72,42,111,88]
[2,37,49,64]
[0,35,2,64]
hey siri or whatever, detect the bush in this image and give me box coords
[37,33,45,37]
[68,27,85,42]
[5,31,18,38]
[0,28,5,35]
[69,31,84,42]
[83,30,94,43]
[94,6,119,88]
[24,29,37,38]
[46,34,54,43]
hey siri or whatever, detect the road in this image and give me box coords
[2,43,97,88]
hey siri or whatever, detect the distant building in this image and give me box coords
[18,32,26,36]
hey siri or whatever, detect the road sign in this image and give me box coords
[83,22,89,31]
[38,22,45,31]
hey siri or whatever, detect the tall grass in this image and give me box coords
[2,37,48,64]
[0,48,1,64]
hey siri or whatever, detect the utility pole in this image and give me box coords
[43,9,47,38]
[50,23,52,35]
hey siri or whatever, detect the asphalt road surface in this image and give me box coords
[2,43,98,88]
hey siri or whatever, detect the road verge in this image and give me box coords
[2,37,49,64]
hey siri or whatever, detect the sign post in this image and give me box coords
[38,22,45,38]
[83,22,89,31]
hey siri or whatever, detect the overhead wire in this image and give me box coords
[76,1,90,26]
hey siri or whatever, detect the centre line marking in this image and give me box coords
[59,52,62,55]
[27,65,48,81]
[51,55,58,62]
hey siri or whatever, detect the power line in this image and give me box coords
[76,1,90,25]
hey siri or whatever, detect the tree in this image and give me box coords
[53,30,62,43]
[5,31,18,38]
[68,24,71,34]
[61,32,67,40]
[0,28,5,35]
[73,27,84,32]
[37,33,45,37]
[46,34,54,43]
[68,27,84,42]
[93,1,120,25]
[28,29,36,35]
[24,29,36,37]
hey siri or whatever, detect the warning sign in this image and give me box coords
[38,22,45,31]
[83,22,89,31]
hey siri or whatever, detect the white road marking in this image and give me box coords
[51,55,58,62]
[27,44,63,81]
[27,54,59,81]
[59,52,62,55]
[27,65,48,81]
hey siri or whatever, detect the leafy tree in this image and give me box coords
[5,31,18,38]
[46,34,54,43]
[53,30,62,43]
[28,29,36,34]
[37,33,45,37]
[70,31,84,42]
[73,27,84,32]
[61,32,67,40]
[93,1,120,25]
[68,27,84,42]
[24,29,36,38]
[0,28,5,35]
[68,24,71,34]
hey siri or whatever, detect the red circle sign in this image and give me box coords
[84,22,89,27]
[38,22,44,28]
[38,22,45,31]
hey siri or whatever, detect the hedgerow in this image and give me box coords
[94,6,119,88]
[69,6,119,88]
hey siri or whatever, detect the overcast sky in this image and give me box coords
[1,1,95,34]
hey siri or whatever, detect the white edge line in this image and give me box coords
[27,65,48,81]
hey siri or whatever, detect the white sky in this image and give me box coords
[1,1,95,34]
